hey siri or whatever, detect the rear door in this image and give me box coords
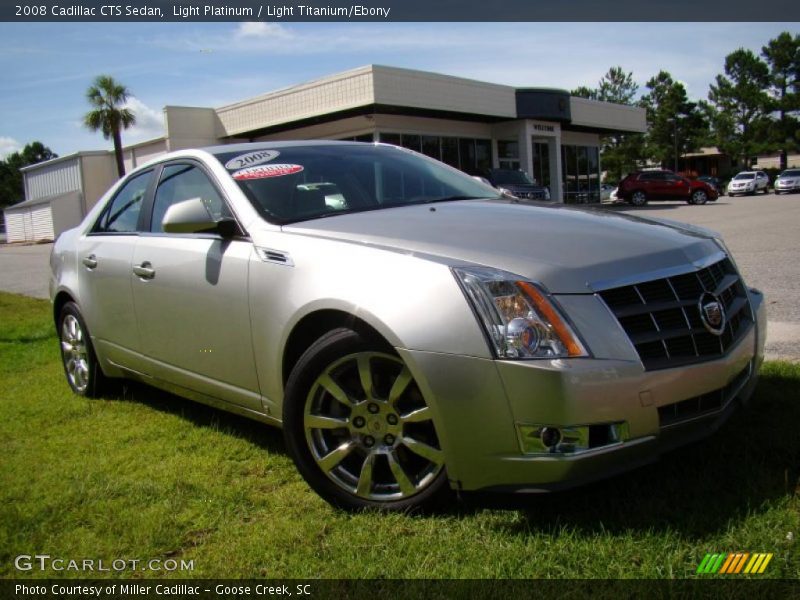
[77,169,153,372]
[130,160,261,410]
[638,172,665,198]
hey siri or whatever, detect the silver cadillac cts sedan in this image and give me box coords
[50,141,766,511]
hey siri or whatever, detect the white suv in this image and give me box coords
[727,171,769,196]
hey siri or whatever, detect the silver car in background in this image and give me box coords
[727,171,770,195]
[50,142,766,511]
[775,169,800,194]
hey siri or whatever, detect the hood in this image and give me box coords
[281,200,720,293]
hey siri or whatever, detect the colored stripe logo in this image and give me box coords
[697,552,773,574]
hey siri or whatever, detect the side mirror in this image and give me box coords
[162,197,236,236]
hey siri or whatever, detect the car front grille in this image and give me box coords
[517,191,547,200]
[657,362,752,427]
[598,258,753,371]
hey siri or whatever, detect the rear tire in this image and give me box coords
[630,190,648,207]
[58,302,111,398]
[283,327,450,512]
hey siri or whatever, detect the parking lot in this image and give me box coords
[0,192,797,360]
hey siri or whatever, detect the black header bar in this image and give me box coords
[2,0,799,22]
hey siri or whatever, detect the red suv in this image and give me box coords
[617,170,719,206]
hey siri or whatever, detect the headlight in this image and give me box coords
[497,187,517,199]
[453,266,588,359]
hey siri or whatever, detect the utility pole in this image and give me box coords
[673,118,679,173]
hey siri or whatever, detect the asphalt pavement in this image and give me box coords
[0,192,797,360]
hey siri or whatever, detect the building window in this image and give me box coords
[498,140,520,170]
[378,132,493,177]
[401,134,421,153]
[561,144,600,204]
[531,142,550,187]
[380,133,401,146]
[421,136,440,160]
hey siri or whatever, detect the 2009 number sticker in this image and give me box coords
[232,164,304,180]
[224,150,280,170]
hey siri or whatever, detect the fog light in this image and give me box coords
[540,427,561,448]
[516,422,629,455]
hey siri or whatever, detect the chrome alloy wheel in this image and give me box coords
[61,314,89,393]
[303,352,444,501]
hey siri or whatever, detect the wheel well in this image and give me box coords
[53,291,75,327]
[281,310,389,386]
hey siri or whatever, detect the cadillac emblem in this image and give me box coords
[698,292,726,336]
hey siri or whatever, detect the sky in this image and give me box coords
[0,22,797,159]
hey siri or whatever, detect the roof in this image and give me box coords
[3,190,82,211]
[202,140,365,155]
[19,150,110,173]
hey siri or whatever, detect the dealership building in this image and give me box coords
[5,65,647,243]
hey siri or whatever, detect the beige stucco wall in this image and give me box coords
[374,114,494,138]
[753,153,800,170]
[123,138,168,172]
[253,115,377,142]
[371,65,516,118]
[164,106,224,150]
[49,191,84,236]
[80,154,118,212]
[217,67,376,137]
[570,97,647,133]
[561,130,602,147]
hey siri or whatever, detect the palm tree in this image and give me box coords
[83,75,136,178]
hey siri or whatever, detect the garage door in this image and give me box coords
[31,204,54,241]
[5,211,27,243]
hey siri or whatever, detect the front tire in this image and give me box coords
[283,328,449,511]
[691,190,708,205]
[58,302,110,397]
[630,190,648,206]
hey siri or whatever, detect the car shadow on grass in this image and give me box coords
[459,366,799,536]
[104,367,798,535]
[112,380,288,455]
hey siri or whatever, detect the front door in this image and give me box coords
[77,169,153,372]
[130,161,261,411]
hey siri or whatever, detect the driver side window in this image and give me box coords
[94,170,151,233]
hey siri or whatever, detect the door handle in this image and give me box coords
[132,262,155,280]
[82,254,97,269]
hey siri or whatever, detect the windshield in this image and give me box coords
[734,173,755,180]
[488,169,535,185]
[214,144,501,224]
[780,170,800,177]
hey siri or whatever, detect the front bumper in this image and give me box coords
[776,181,800,192]
[728,186,755,194]
[399,288,766,492]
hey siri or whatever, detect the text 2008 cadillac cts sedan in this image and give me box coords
[50,142,766,510]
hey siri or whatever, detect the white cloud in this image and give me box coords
[0,136,22,159]
[122,97,164,142]
[234,22,293,40]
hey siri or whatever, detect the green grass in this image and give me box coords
[0,291,797,579]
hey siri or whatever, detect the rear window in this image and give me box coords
[213,144,500,224]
